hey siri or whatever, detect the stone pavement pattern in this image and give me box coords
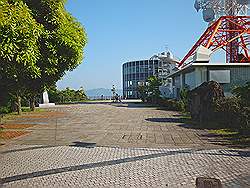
[0,103,249,187]
[0,145,249,187]
[2,103,223,148]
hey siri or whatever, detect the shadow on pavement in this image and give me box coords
[145,117,187,123]
[1,142,97,154]
[146,117,250,149]
[70,141,96,148]
[112,102,156,109]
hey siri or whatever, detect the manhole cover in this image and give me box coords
[196,177,222,188]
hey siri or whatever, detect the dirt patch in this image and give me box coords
[0,124,36,129]
[0,131,30,140]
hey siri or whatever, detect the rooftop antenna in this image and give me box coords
[178,1,250,67]
[165,45,169,52]
[194,0,249,22]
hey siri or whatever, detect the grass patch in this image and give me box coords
[208,129,249,146]
[21,107,45,113]
[177,115,229,130]
[231,136,250,146]
[174,113,250,148]
[0,107,46,124]
[21,107,32,112]
[171,114,197,126]
[208,129,238,136]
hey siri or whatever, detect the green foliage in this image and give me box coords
[137,85,148,102]
[137,76,162,103]
[0,1,43,78]
[0,0,44,110]
[0,85,12,114]
[156,98,181,111]
[147,76,162,101]
[25,0,87,92]
[48,87,87,104]
[48,86,61,103]
[0,0,87,113]
[0,106,11,114]
[213,97,249,134]
[208,129,238,136]
[178,87,190,112]
[232,82,250,107]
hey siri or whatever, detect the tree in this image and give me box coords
[0,0,87,112]
[137,76,162,103]
[24,0,87,111]
[0,82,12,114]
[0,0,43,114]
[48,86,87,104]
[147,76,162,103]
[137,85,148,102]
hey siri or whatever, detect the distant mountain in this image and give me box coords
[86,88,122,97]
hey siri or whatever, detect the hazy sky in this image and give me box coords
[57,0,209,90]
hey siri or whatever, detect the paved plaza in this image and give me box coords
[0,102,249,187]
[0,102,225,148]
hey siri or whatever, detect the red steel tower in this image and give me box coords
[180,0,250,68]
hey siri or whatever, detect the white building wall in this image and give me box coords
[171,67,208,99]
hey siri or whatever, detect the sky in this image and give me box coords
[57,0,210,90]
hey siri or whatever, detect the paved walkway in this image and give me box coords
[1,103,223,148]
[0,103,249,187]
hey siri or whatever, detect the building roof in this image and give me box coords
[167,62,250,78]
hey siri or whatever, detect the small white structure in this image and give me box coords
[193,46,212,62]
[39,91,55,108]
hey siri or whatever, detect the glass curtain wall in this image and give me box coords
[123,60,160,99]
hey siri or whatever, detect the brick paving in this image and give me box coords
[0,146,249,187]
[0,103,249,187]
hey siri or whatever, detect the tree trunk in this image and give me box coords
[11,100,17,112]
[15,95,22,115]
[30,96,35,112]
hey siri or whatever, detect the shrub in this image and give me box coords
[176,100,187,112]
[155,98,182,111]
[48,87,87,104]
[137,85,148,102]
[232,82,250,107]
[137,76,162,103]
[0,106,11,114]
[179,87,190,112]
[213,97,249,133]
[0,92,12,114]
[238,107,250,135]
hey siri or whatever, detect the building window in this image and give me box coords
[209,70,230,83]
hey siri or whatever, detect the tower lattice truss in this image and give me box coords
[179,16,250,68]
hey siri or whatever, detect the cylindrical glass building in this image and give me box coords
[122,59,160,99]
